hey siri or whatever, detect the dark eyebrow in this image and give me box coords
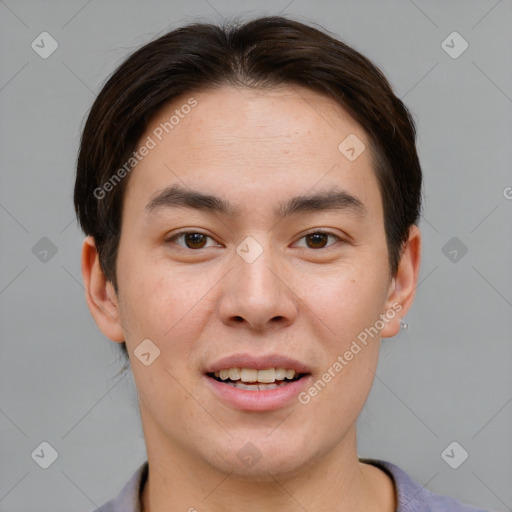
[145,183,367,218]
[145,184,242,216]
[276,188,367,218]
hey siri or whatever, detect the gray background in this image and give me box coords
[0,0,511,510]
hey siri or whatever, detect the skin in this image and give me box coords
[82,84,421,512]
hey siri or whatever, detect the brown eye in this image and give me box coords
[168,232,218,250]
[306,232,329,249]
[183,233,207,249]
[295,231,341,249]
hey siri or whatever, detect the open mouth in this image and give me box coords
[206,368,308,391]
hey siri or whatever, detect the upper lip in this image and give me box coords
[205,354,311,374]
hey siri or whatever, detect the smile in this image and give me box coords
[205,371,311,411]
[208,367,305,391]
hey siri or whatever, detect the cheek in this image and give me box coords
[117,252,215,355]
[305,263,389,341]
[299,273,385,430]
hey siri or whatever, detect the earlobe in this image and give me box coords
[81,236,125,343]
[380,225,421,338]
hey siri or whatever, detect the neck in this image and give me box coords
[140,423,396,512]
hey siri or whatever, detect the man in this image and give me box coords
[75,15,490,512]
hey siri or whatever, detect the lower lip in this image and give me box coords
[204,374,312,412]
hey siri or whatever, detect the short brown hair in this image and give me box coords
[74,14,422,327]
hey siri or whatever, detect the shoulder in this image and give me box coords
[360,458,493,512]
[88,461,148,512]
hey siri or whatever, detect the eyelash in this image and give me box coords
[166,230,343,250]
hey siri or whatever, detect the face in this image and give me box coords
[85,84,419,479]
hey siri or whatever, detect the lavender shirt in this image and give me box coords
[91,458,492,512]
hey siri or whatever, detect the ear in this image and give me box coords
[380,225,421,338]
[81,236,125,343]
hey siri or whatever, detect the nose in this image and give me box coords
[217,241,298,331]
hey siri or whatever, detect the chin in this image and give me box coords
[202,434,317,480]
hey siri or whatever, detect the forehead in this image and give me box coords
[123,84,382,222]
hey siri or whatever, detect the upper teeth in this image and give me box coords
[214,368,297,383]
